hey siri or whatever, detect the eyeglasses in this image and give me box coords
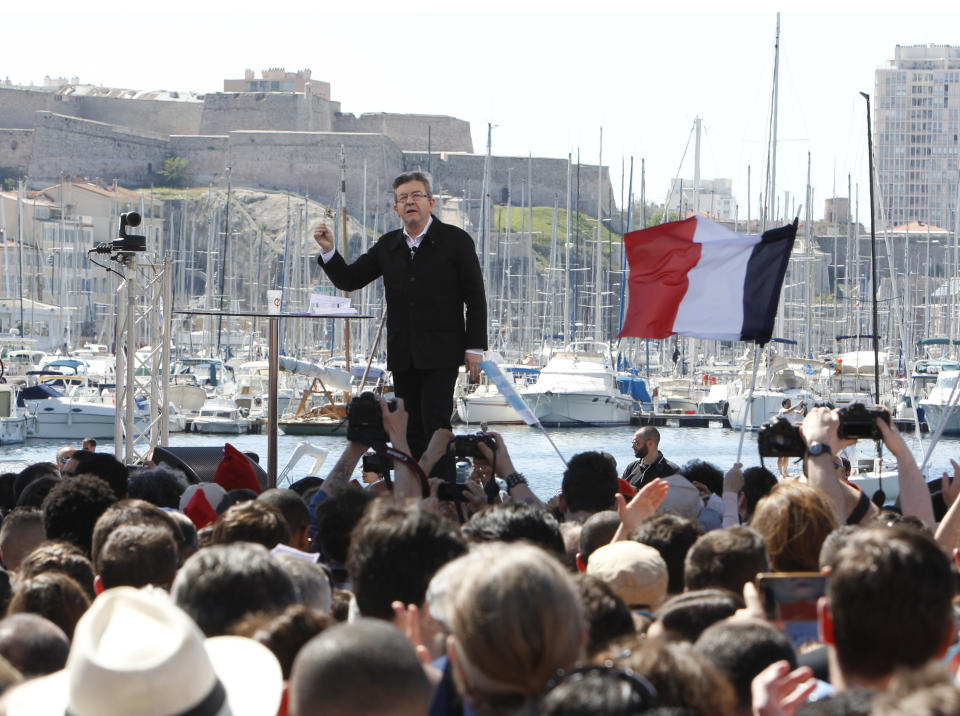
[59,455,72,464]
[395,191,430,203]
[632,437,643,446]
[543,664,658,709]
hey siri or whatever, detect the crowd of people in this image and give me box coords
[0,402,955,715]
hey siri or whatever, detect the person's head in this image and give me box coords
[695,618,797,714]
[81,438,96,452]
[392,171,435,233]
[818,525,860,570]
[13,464,58,505]
[90,499,181,572]
[41,475,118,556]
[274,553,333,614]
[561,451,619,516]
[167,510,199,566]
[538,663,660,716]
[347,502,466,620]
[446,544,585,712]
[598,635,736,716]
[871,663,960,716]
[631,426,660,460]
[230,604,332,680]
[6,572,90,640]
[54,447,75,475]
[0,509,45,572]
[684,526,769,595]
[17,541,96,600]
[171,542,298,636]
[0,613,69,678]
[125,464,188,508]
[289,618,431,716]
[648,589,745,643]
[58,450,92,479]
[211,500,291,549]
[740,466,778,521]
[575,573,635,656]
[96,523,178,592]
[839,457,852,480]
[461,503,564,557]
[15,476,58,509]
[782,398,791,409]
[750,481,838,572]
[823,526,954,686]
[630,513,704,595]
[586,541,669,611]
[682,460,724,497]
[577,511,621,570]
[66,452,127,500]
[313,485,374,566]
[257,488,311,551]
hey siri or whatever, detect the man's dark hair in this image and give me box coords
[90,499,181,571]
[818,525,860,570]
[0,508,45,572]
[684,526,769,594]
[289,619,431,716]
[392,171,432,198]
[230,604,332,680]
[0,613,70,678]
[461,503,564,556]
[681,460,723,497]
[652,589,745,643]
[70,452,128,500]
[274,553,333,612]
[630,513,704,595]
[313,486,374,564]
[126,464,189,508]
[575,573,635,656]
[17,541,96,599]
[538,665,660,716]
[695,619,797,711]
[15,476,58,509]
[7,572,90,639]
[741,466,778,518]
[216,488,258,514]
[578,511,621,565]
[41,474,118,556]
[171,542,298,637]
[258,488,311,539]
[0,473,19,512]
[562,451,619,515]
[13,464,58,504]
[828,526,953,679]
[212,500,291,549]
[347,503,467,620]
[98,523,178,590]
[167,510,199,565]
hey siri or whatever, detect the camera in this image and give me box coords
[837,403,890,440]
[92,212,147,254]
[346,392,396,445]
[362,453,393,475]
[453,433,497,458]
[437,482,470,501]
[757,418,807,458]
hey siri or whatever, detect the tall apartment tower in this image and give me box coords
[874,44,960,230]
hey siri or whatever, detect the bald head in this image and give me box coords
[636,427,660,445]
[0,613,69,677]
[289,619,430,716]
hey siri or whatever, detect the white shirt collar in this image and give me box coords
[403,216,433,247]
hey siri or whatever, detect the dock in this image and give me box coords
[633,412,731,428]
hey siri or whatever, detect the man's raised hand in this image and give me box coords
[313,223,334,253]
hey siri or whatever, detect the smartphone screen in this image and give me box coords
[756,572,826,649]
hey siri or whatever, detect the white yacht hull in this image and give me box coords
[521,391,633,427]
[918,401,960,436]
[456,394,524,425]
[24,398,149,440]
[0,417,28,444]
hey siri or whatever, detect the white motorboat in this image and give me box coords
[726,355,821,430]
[190,401,253,435]
[457,365,539,425]
[19,384,150,440]
[919,370,960,436]
[520,342,634,427]
[0,384,28,444]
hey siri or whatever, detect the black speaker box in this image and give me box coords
[152,445,268,490]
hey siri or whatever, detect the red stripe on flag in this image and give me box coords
[618,216,702,339]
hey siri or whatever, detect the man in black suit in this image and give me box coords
[313,171,487,457]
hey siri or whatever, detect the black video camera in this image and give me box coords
[361,453,393,475]
[757,418,807,458]
[837,403,891,440]
[93,212,147,254]
[453,433,497,458]
[346,392,396,445]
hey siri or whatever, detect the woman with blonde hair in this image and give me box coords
[441,543,586,715]
[750,481,839,572]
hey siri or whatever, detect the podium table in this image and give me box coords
[173,310,370,486]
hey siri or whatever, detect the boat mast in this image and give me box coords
[764,13,781,230]
[564,153,572,345]
[594,127,603,340]
[861,92,880,405]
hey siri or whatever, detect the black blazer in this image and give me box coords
[318,216,488,371]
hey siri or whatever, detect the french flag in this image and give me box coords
[618,216,797,343]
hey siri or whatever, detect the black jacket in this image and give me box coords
[318,216,487,371]
[622,452,680,489]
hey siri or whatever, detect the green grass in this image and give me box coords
[493,206,619,243]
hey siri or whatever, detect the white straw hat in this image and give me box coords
[6,586,282,716]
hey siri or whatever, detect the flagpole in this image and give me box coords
[535,423,568,466]
[736,343,763,464]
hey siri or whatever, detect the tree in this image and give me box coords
[158,156,190,187]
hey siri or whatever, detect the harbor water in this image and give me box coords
[3,424,959,501]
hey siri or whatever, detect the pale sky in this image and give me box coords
[5,1,960,221]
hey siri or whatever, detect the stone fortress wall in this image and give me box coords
[0,78,613,218]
